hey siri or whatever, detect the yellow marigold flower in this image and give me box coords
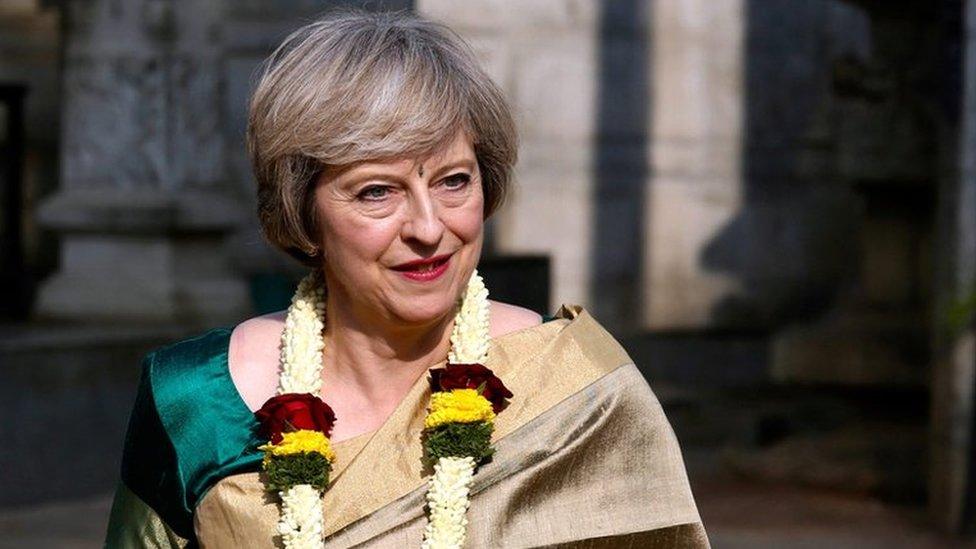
[425,388,496,430]
[259,429,335,462]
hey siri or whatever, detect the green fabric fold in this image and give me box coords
[112,328,264,543]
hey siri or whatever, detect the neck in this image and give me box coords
[322,288,455,405]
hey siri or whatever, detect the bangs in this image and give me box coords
[283,21,476,168]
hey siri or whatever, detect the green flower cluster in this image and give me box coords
[423,421,494,465]
[264,452,332,492]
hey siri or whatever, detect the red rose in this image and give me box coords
[429,363,513,413]
[255,393,336,443]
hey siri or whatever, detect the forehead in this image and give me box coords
[415,130,476,166]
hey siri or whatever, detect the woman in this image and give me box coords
[105,9,708,548]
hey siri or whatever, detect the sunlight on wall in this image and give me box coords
[645,0,745,329]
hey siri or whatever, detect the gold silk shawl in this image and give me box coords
[191,306,709,548]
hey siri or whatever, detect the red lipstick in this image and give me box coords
[391,253,452,282]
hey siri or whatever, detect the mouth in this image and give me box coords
[391,253,453,282]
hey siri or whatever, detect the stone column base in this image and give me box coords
[35,188,251,325]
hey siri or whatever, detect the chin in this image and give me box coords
[388,278,465,326]
[388,292,458,326]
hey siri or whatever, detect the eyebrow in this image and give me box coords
[338,157,477,187]
[424,158,477,181]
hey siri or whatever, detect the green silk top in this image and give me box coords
[108,328,264,545]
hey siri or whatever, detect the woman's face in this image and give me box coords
[313,130,484,327]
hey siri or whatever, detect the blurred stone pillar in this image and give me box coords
[36,0,249,324]
[930,0,976,533]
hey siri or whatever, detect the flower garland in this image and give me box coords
[255,271,331,549]
[422,270,511,548]
[253,269,510,549]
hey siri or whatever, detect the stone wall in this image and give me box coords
[644,0,746,330]
[35,0,252,325]
[418,1,880,336]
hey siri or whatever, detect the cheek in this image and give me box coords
[449,210,483,244]
[316,201,399,263]
[448,188,485,243]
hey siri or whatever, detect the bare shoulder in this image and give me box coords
[230,310,286,358]
[488,300,543,338]
[228,310,286,411]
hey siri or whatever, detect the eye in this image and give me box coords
[357,185,392,201]
[442,173,471,190]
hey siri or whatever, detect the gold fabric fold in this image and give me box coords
[543,523,710,548]
[105,482,190,549]
[321,363,708,547]
[194,305,708,548]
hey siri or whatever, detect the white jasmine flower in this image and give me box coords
[279,272,326,395]
[422,456,477,549]
[448,272,490,364]
[278,484,325,549]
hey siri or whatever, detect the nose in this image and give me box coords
[401,190,445,247]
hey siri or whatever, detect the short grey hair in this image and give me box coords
[247,9,518,266]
